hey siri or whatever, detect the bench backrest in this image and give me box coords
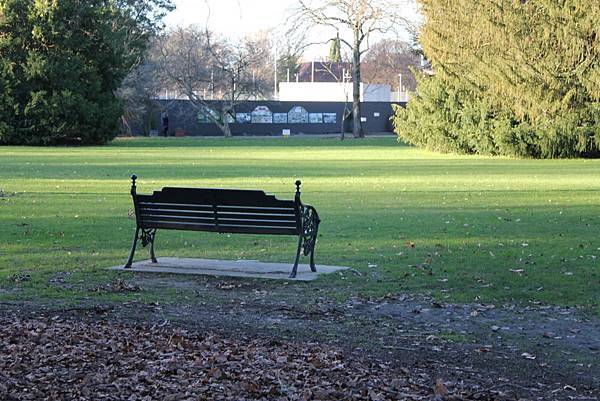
[134,186,301,235]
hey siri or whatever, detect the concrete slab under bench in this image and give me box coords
[110,257,350,281]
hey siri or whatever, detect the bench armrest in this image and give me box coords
[303,204,320,224]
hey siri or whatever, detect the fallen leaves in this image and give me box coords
[215,282,242,290]
[433,378,448,401]
[0,316,441,401]
[509,269,524,274]
[90,278,142,293]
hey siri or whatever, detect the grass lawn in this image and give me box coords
[1,137,599,314]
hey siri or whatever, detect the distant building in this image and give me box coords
[295,61,353,83]
[280,61,391,102]
[279,82,391,102]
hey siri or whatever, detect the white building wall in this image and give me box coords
[361,83,392,102]
[279,82,392,102]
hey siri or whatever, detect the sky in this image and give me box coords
[164,0,292,38]
[164,0,420,60]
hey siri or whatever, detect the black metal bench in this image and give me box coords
[124,175,321,278]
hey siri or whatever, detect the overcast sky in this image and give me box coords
[164,0,420,60]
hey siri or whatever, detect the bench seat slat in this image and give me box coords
[139,202,213,209]
[140,209,214,218]
[140,210,297,222]
[143,220,298,235]
[217,208,296,216]
[219,225,298,234]
[140,214,213,223]
[220,217,296,225]
[218,205,295,211]
[139,201,295,212]
[141,214,297,227]
[140,206,214,213]
[139,204,296,217]
[140,208,295,218]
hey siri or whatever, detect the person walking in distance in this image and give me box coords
[161,112,169,136]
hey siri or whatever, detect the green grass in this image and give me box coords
[1,137,599,314]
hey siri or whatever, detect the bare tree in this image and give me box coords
[272,24,308,85]
[293,0,413,138]
[117,62,163,136]
[362,38,421,94]
[112,0,175,71]
[152,26,273,137]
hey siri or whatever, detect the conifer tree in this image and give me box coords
[394,0,599,158]
[0,0,172,145]
[328,32,342,62]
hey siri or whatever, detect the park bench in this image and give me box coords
[124,175,321,278]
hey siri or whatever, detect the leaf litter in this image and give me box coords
[0,316,451,401]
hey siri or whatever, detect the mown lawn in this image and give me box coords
[1,137,599,314]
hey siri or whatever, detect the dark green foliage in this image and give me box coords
[394,1,599,158]
[0,0,172,145]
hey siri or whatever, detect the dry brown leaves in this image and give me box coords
[0,316,436,401]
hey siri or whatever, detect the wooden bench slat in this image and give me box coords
[219,224,298,234]
[218,205,295,211]
[220,219,297,227]
[140,208,296,219]
[139,203,296,215]
[139,204,213,213]
[142,221,216,231]
[141,214,297,227]
[142,202,295,211]
[143,221,298,235]
[140,211,297,223]
[139,202,213,209]
[140,209,214,218]
[221,211,297,219]
[140,215,213,223]
[219,215,296,223]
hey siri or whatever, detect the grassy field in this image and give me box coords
[1,137,599,314]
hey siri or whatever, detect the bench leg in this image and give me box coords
[309,223,319,272]
[149,230,157,263]
[290,236,303,279]
[124,227,140,269]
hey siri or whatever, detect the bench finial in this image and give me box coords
[131,175,137,194]
[295,180,301,194]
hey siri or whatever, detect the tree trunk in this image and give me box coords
[222,121,232,137]
[340,98,350,141]
[221,104,232,138]
[352,30,364,138]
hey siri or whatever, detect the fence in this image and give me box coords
[153,100,405,136]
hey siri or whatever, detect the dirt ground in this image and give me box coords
[1,274,598,400]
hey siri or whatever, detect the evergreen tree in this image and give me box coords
[0,0,172,145]
[394,0,599,158]
[328,32,342,63]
